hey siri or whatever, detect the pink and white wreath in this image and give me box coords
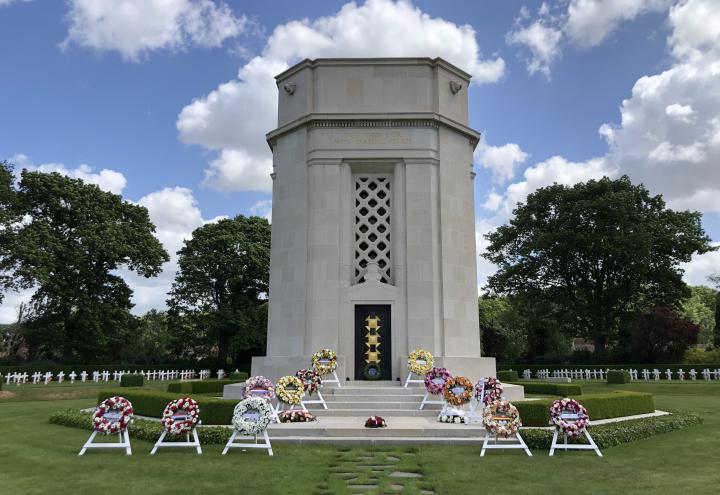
[243,375,275,400]
[161,397,200,435]
[424,367,452,395]
[93,396,133,434]
[549,398,589,437]
[476,377,503,405]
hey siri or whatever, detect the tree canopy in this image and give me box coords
[483,176,715,351]
[167,215,271,364]
[0,161,168,361]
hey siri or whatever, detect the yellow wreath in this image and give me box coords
[275,375,305,405]
[407,349,434,375]
[483,400,522,438]
[311,348,338,375]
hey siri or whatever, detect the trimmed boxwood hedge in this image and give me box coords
[498,363,720,379]
[97,388,239,425]
[496,370,519,382]
[228,371,248,380]
[508,380,583,396]
[607,370,631,384]
[166,379,244,395]
[49,408,701,450]
[514,390,655,426]
[120,374,144,387]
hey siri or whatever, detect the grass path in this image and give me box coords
[1,381,719,494]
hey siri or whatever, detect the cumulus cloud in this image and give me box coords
[506,20,562,78]
[680,242,720,286]
[61,0,247,61]
[474,140,529,183]
[565,0,672,48]
[0,0,32,7]
[249,199,272,221]
[9,153,127,195]
[177,0,505,193]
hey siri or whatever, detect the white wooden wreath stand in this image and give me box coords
[466,379,486,424]
[222,429,273,456]
[419,391,445,410]
[79,428,132,456]
[403,371,425,388]
[480,430,532,457]
[549,428,602,457]
[302,389,328,410]
[150,422,202,455]
[321,370,342,388]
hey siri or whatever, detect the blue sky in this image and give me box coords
[1,0,719,321]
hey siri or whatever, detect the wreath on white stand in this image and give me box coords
[232,397,274,435]
[407,349,434,375]
[476,377,503,405]
[549,398,589,437]
[161,397,200,435]
[93,396,133,434]
[311,349,338,375]
[275,375,305,405]
[243,376,275,400]
[424,367,452,395]
[483,400,522,438]
[295,369,322,396]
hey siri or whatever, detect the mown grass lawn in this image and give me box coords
[1,380,718,494]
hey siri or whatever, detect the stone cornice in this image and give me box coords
[266,113,481,150]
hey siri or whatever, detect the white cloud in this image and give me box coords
[565,0,672,48]
[10,153,127,195]
[0,0,32,7]
[474,140,529,183]
[177,0,505,193]
[668,0,720,62]
[249,199,272,221]
[665,103,695,122]
[506,20,562,78]
[475,218,499,293]
[680,242,720,286]
[61,0,247,61]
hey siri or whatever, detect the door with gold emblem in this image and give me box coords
[354,305,392,380]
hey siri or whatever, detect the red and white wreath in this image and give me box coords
[161,397,200,435]
[295,368,322,396]
[424,367,452,395]
[93,396,133,434]
[549,398,589,437]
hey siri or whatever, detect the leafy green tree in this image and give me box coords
[0,164,168,361]
[483,176,714,352]
[123,310,173,363]
[679,286,717,345]
[167,215,271,364]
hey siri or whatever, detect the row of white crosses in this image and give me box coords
[523,368,720,381]
[4,368,212,385]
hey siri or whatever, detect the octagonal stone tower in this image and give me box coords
[251,58,496,383]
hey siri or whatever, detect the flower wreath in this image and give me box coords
[232,397,274,435]
[407,349,434,376]
[243,375,275,400]
[295,369,322,396]
[365,416,387,428]
[311,348,338,375]
[440,414,467,424]
[279,410,316,423]
[443,376,474,406]
[275,375,305,405]
[549,398,589,437]
[483,400,522,438]
[93,396,133,434]
[475,377,504,405]
[161,397,200,435]
[424,367,452,395]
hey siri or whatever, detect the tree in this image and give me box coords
[679,286,717,345]
[167,215,271,364]
[627,306,698,363]
[0,163,168,361]
[483,176,714,352]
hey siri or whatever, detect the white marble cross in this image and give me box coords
[4,373,12,385]
[101,371,110,382]
[112,371,120,381]
[32,372,42,384]
[217,369,226,380]
[69,371,77,383]
[702,368,711,380]
[689,369,697,381]
[653,369,660,380]
[713,369,720,380]
[522,369,531,380]
[642,369,650,381]
[665,369,673,380]
[677,369,685,380]
[92,371,100,382]
[80,371,88,382]
[630,369,638,381]
[19,372,28,384]
[57,371,65,383]
[44,372,52,385]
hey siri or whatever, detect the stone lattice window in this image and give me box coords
[354,175,392,284]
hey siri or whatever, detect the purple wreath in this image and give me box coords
[424,367,452,395]
[475,377,503,405]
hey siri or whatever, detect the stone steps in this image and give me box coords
[310,400,435,410]
[303,408,440,417]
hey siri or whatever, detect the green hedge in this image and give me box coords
[98,388,238,425]
[120,374,144,387]
[0,364,211,375]
[49,408,701,450]
[228,372,248,380]
[496,370,519,382]
[509,380,582,396]
[166,379,244,395]
[498,364,720,379]
[607,370,631,384]
[514,391,655,426]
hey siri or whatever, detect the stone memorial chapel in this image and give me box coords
[251,58,496,382]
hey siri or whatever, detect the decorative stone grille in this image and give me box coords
[354,175,392,284]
